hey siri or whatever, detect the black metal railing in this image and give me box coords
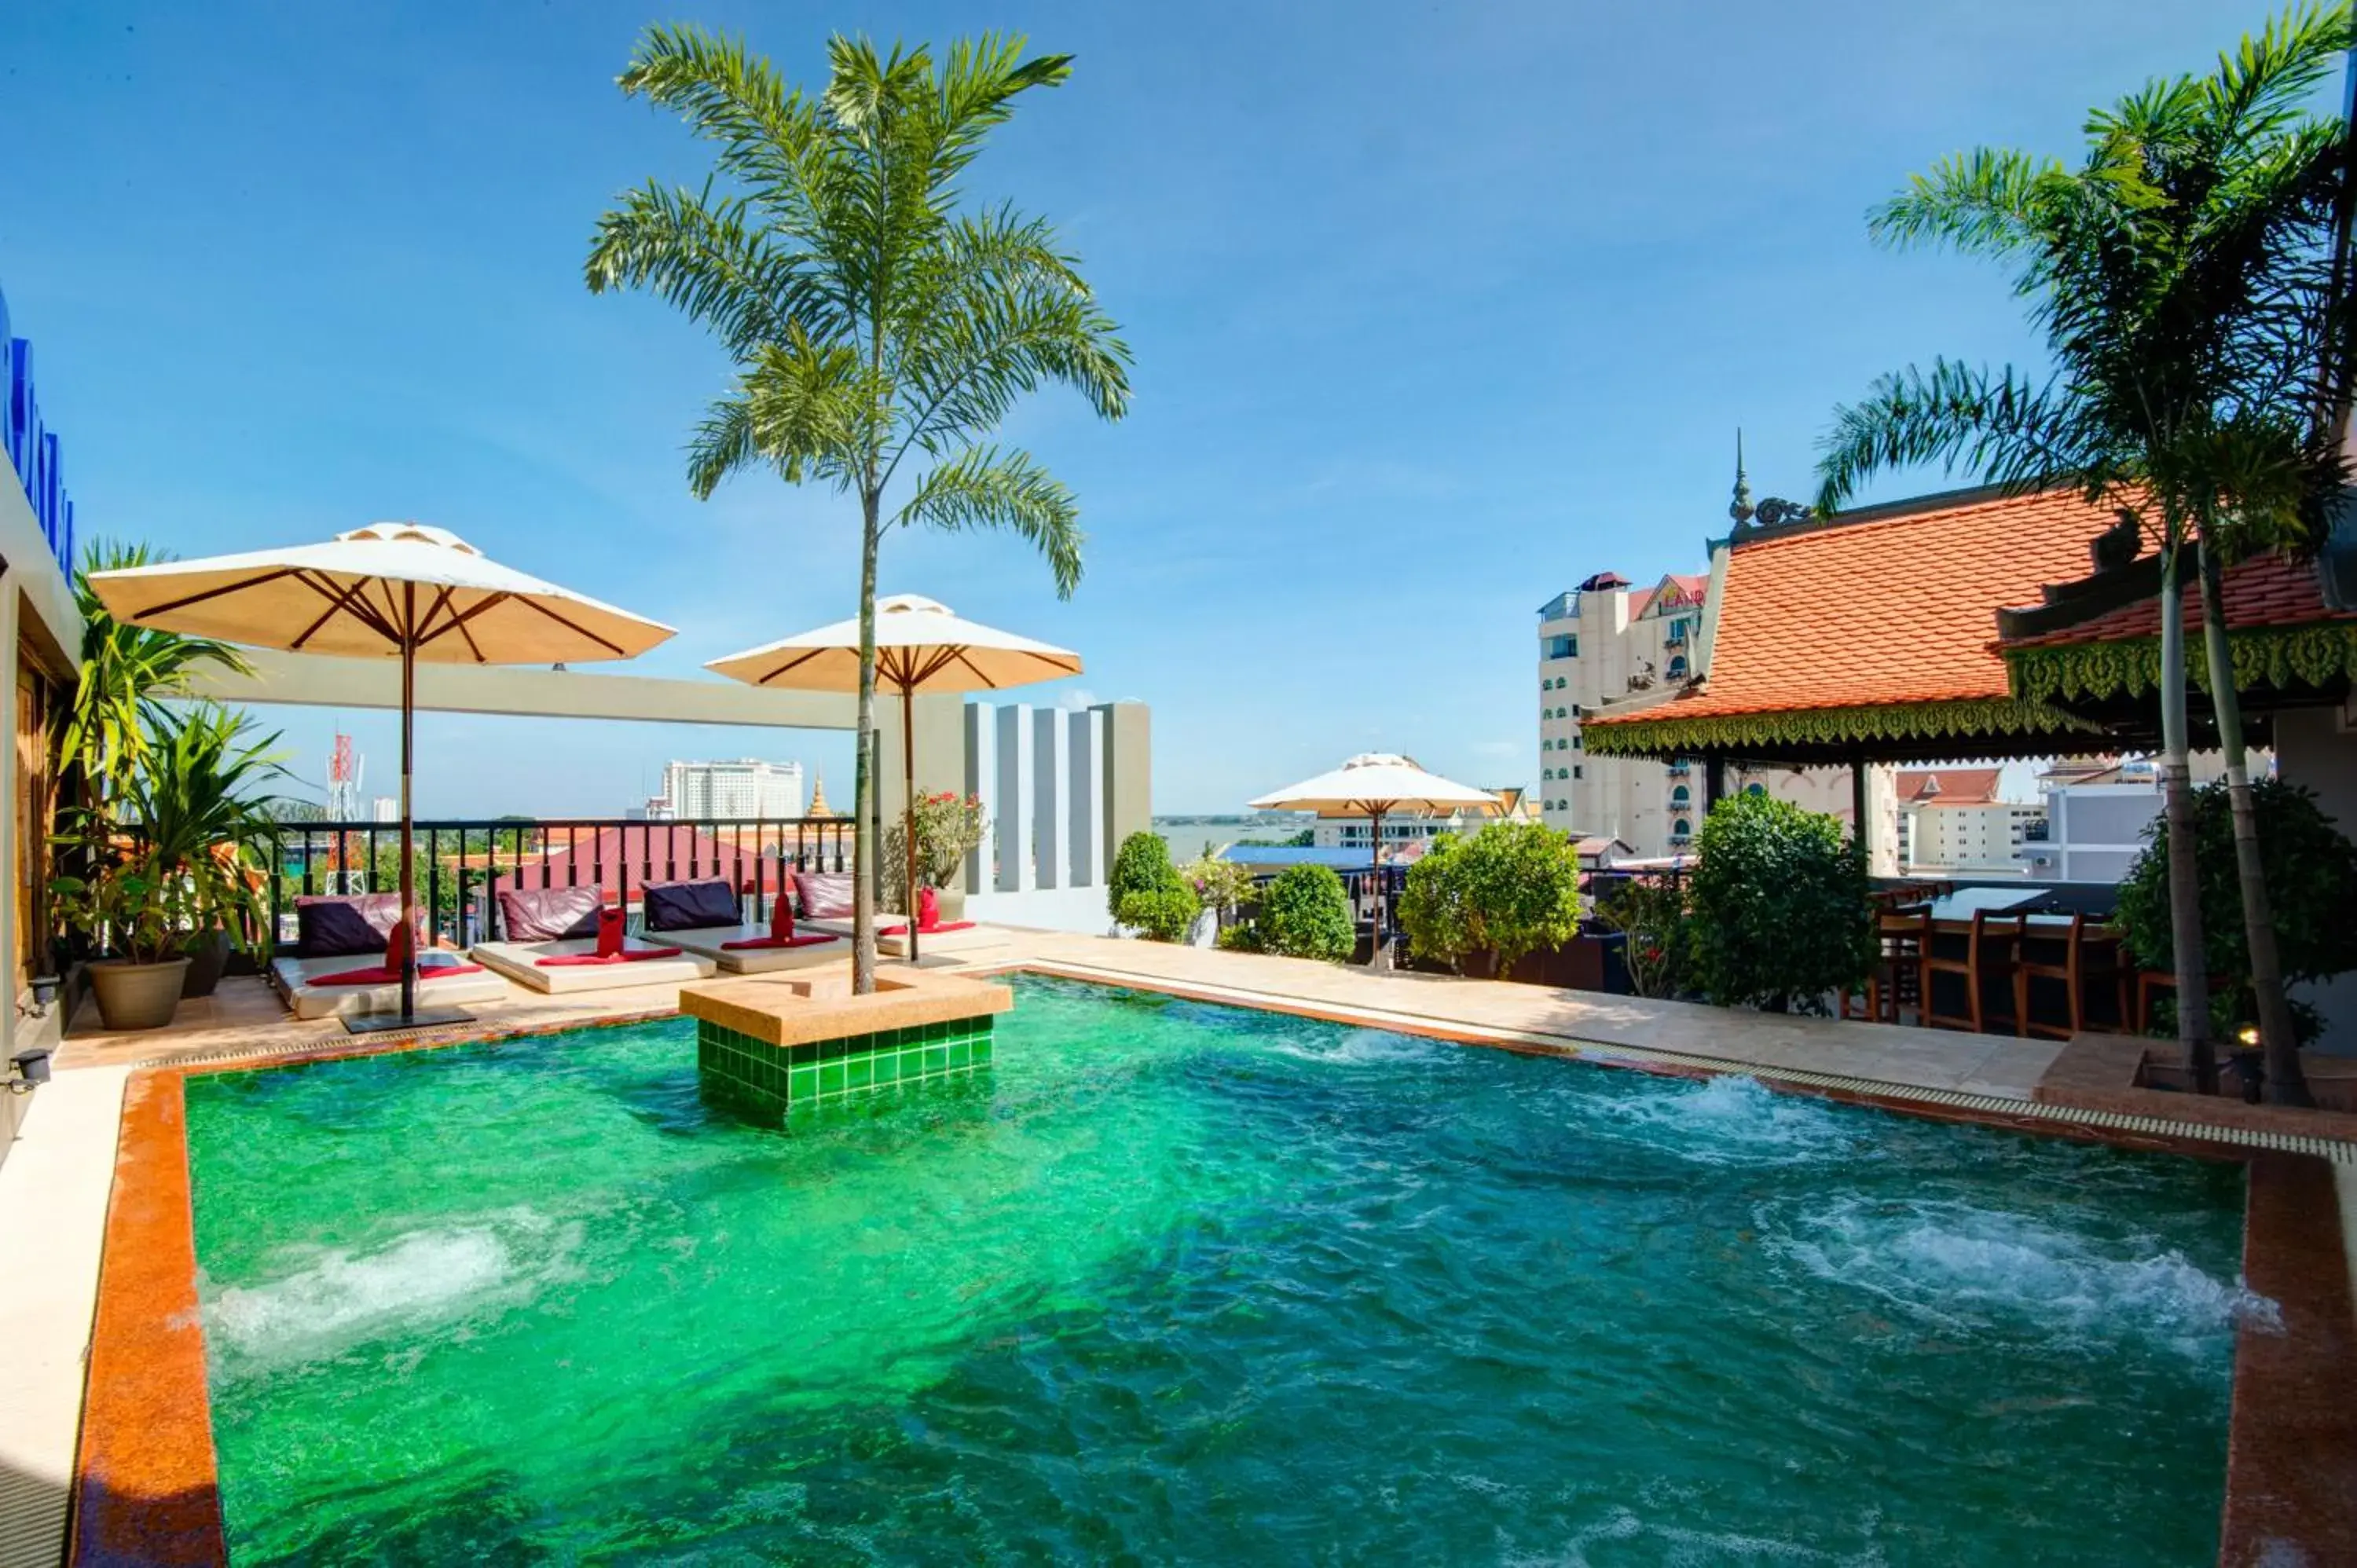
[260,815,858,953]
[1232,865,1409,958]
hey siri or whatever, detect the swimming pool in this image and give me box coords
[185,976,2252,1564]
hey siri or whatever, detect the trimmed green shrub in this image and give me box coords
[2115,778,2357,1044]
[1109,830,1178,918]
[1396,822,1583,975]
[1117,881,1200,943]
[1688,793,1874,1013]
[1257,864,1355,962]
[1109,830,1198,941]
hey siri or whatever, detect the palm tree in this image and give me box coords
[586,27,1131,993]
[1815,2,2352,1103]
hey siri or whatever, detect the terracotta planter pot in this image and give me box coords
[181,929,235,998]
[89,958,192,1032]
[931,888,966,925]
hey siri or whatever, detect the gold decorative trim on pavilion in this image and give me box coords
[2006,623,2357,702]
[1578,695,2097,758]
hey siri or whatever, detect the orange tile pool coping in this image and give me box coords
[67,969,2357,1566]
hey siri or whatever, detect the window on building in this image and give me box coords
[1672,818,1692,839]
[1571,735,1582,750]
[1670,784,1690,805]
[1744,782,1766,797]
[1542,634,1578,659]
[1666,655,1688,680]
[1572,766,1582,780]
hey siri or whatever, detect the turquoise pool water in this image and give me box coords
[186,978,2250,1565]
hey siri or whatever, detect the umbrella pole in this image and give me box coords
[399,596,417,1020]
[902,684,919,965]
[1368,804,1391,973]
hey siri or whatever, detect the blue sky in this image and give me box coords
[2,0,2261,814]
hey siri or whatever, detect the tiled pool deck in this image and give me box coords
[7,927,2355,1566]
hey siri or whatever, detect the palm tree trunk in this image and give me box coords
[852,491,882,995]
[2196,533,2311,1106]
[2157,539,2216,1092]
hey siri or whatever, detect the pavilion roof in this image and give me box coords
[1582,485,2111,760]
[1998,549,2357,705]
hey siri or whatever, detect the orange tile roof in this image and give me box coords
[1591,486,2114,727]
[2003,551,2351,648]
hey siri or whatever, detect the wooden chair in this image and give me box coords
[1923,910,2027,1035]
[1843,907,1930,1024]
[2017,915,2132,1039]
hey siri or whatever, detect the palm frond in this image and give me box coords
[893,445,1083,596]
[1814,361,2093,513]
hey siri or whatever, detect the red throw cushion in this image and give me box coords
[310,962,485,987]
[500,886,603,942]
[794,871,856,920]
[537,947,684,967]
[720,933,838,951]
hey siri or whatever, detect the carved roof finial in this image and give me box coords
[1729,428,1755,526]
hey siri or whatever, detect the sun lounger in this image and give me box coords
[793,914,1008,958]
[658,923,852,975]
[269,953,512,1021]
[469,937,718,994]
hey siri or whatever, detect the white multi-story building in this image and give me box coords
[2013,754,2256,883]
[658,758,806,821]
[1536,570,1871,856]
[1893,768,2042,874]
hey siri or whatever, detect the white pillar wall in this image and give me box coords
[962,702,995,893]
[992,704,1035,893]
[1032,708,1069,889]
[1069,707,1105,885]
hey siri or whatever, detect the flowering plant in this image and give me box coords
[886,789,989,889]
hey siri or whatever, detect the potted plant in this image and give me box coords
[50,852,198,1030]
[117,705,284,997]
[883,790,989,922]
[1179,852,1257,945]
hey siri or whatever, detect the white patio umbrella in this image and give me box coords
[1249,753,1501,970]
[89,522,675,1031]
[706,594,1081,961]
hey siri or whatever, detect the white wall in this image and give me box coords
[2278,705,2357,1057]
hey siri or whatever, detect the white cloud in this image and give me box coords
[1055,687,1101,712]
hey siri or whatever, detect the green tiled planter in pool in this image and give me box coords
[698,1014,995,1124]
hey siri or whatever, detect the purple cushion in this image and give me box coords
[294,893,412,958]
[793,872,855,920]
[499,886,603,943]
[642,878,741,932]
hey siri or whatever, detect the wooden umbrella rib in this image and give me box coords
[756,646,830,686]
[513,593,626,656]
[127,566,299,621]
[417,590,507,663]
[948,650,1001,690]
[911,645,966,687]
[288,575,382,650]
[299,571,403,644]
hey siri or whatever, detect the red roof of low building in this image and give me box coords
[1589,486,2115,728]
[2002,551,2352,648]
[1897,767,2003,804]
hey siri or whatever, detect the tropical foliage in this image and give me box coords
[2116,779,2357,1045]
[1688,793,1875,1013]
[883,789,988,890]
[1253,864,1356,963]
[60,540,250,817]
[1811,2,2355,1101]
[586,26,1131,991]
[1591,874,1695,999]
[1395,822,1583,975]
[1178,852,1256,925]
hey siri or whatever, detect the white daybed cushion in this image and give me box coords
[468,938,717,995]
[796,915,1007,958]
[658,923,852,974]
[270,954,514,1021]
[873,923,1012,958]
